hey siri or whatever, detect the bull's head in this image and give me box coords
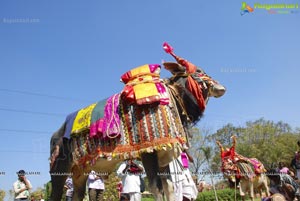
[221,158,240,187]
[162,42,226,123]
[222,159,237,180]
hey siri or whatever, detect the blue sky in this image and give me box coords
[0,0,300,198]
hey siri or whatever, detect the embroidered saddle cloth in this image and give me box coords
[64,93,186,166]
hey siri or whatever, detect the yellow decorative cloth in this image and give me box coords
[72,103,97,134]
[121,64,167,105]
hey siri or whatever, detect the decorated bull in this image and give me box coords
[49,42,226,201]
[217,136,270,201]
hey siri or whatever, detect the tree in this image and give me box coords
[30,187,45,200]
[209,118,300,171]
[44,181,52,201]
[235,118,297,168]
[0,190,5,201]
[208,123,242,172]
[188,126,212,181]
[199,146,219,201]
[8,189,14,201]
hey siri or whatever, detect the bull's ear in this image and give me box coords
[163,62,185,75]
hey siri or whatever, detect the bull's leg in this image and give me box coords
[50,174,67,201]
[161,178,175,201]
[158,164,177,201]
[264,175,271,197]
[239,183,246,201]
[50,138,72,201]
[72,165,88,201]
[259,188,263,198]
[249,183,255,201]
[141,152,164,201]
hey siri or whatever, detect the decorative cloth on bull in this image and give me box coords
[114,100,186,155]
[121,64,169,105]
[64,95,122,140]
[248,158,266,174]
[217,137,266,179]
[64,83,186,167]
[222,151,266,176]
[90,94,121,139]
[64,111,78,138]
[72,103,97,134]
[71,98,187,167]
[64,99,107,138]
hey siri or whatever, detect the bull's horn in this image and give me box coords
[163,42,197,73]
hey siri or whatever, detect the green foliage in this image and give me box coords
[200,146,212,162]
[0,190,5,201]
[44,181,52,201]
[8,189,14,201]
[103,172,120,201]
[142,177,151,192]
[142,198,155,201]
[42,180,67,201]
[208,118,300,171]
[196,188,248,201]
[30,187,45,200]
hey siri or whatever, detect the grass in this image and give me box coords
[142,198,155,201]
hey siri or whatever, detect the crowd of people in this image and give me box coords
[13,152,200,201]
[13,151,300,201]
[16,136,300,201]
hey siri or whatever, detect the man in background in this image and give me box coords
[117,159,144,201]
[13,170,32,201]
[87,170,105,201]
[64,176,73,201]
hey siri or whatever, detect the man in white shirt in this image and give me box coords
[87,170,105,201]
[117,159,144,201]
[13,170,32,201]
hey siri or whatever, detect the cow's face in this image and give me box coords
[193,67,226,98]
[163,42,226,108]
[223,169,236,183]
[221,158,238,184]
[164,62,226,107]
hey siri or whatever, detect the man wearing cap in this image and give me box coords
[13,170,32,201]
